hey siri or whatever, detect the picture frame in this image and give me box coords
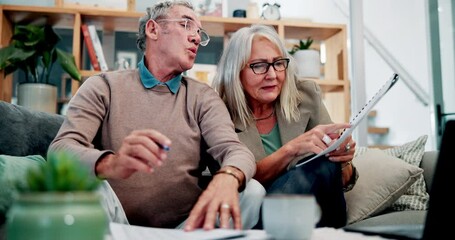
[185,64,217,86]
[116,51,137,70]
[191,0,227,17]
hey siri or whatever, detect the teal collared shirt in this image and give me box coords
[138,58,181,94]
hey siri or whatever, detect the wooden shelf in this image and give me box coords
[0,4,350,122]
[300,78,347,92]
[80,70,99,78]
[368,110,378,118]
[368,127,390,135]
[0,5,76,28]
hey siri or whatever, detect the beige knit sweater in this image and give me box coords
[49,69,255,228]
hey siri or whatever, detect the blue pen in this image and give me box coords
[157,142,170,151]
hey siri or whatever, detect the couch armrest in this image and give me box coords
[420,151,438,193]
[0,101,64,157]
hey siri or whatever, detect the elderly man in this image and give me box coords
[49,0,264,231]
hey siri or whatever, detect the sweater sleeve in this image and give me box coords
[194,84,256,183]
[48,75,113,176]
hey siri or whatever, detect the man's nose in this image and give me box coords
[189,33,201,45]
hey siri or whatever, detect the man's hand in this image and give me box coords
[95,129,171,179]
[184,167,244,231]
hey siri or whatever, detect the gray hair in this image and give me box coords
[212,24,303,128]
[137,0,194,51]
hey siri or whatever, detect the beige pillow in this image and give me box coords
[355,135,429,211]
[345,149,423,224]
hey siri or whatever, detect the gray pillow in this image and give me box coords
[0,155,46,217]
[0,101,64,157]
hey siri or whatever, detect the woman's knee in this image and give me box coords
[243,178,266,198]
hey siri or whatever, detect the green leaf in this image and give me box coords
[289,37,314,55]
[0,24,81,83]
[16,150,101,192]
[0,46,35,75]
[57,49,81,81]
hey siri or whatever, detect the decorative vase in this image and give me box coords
[6,192,108,240]
[293,49,321,78]
[17,83,57,114]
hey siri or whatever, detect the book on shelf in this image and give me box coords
[81,24,101,71]
[87,25,109,72]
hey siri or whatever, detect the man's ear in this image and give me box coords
[146,20,158,40]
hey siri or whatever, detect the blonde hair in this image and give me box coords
[212,24,303,128]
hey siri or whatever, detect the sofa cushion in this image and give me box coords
[420,151,438,192]
[0,155,46,216]
[346,210,427,228]
[345,149,423,224]
[355,135,429,212]
[0,101,64,157]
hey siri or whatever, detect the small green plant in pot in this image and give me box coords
[288,37,321,78]
[0,24,81,113]
[6,151,108,240]
[288,37,314,55]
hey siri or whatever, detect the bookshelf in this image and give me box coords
[0,4,350,122]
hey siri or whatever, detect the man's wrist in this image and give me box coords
[214,167,246,192]
[95,153,113,179]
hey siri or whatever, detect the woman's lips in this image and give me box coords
[262,85,276,91]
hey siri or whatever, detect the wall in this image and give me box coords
[251,0,434,149]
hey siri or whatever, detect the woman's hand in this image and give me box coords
[325,133,357,188]
[285,123,351,158]
[326,135,356,163]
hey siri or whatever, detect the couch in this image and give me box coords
[345,150,437,228]
[0,101,436,238]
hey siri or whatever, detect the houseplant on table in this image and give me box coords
[6,151,108,240]
[289,37,321,78]
[0,24,81,113]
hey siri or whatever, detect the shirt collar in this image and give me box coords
[138,57,181,94]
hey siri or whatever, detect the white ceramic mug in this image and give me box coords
[262,194,320,240]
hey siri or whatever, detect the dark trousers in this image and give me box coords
[256,156,347,228]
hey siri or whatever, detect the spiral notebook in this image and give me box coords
[296,73,399,168]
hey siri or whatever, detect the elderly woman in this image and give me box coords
[212,24,358,228]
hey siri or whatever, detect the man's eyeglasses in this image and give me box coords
[249,58,290,75]
[156,18,210,46]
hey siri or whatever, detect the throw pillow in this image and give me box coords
[345,149,423,224]
[0,101,64,157]
[0,155,46,216]
[355,135,429,211]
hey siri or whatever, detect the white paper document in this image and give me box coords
[295,73,399,168]
[110,222,247,240]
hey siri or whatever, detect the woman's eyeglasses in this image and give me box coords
[156,18,210,46]
[249,58,290,75]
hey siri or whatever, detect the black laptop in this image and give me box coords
[344,120,454,240]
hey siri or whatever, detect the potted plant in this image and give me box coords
[6,151,108,240]
[289,37,321,78]
[0,24,81,113]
